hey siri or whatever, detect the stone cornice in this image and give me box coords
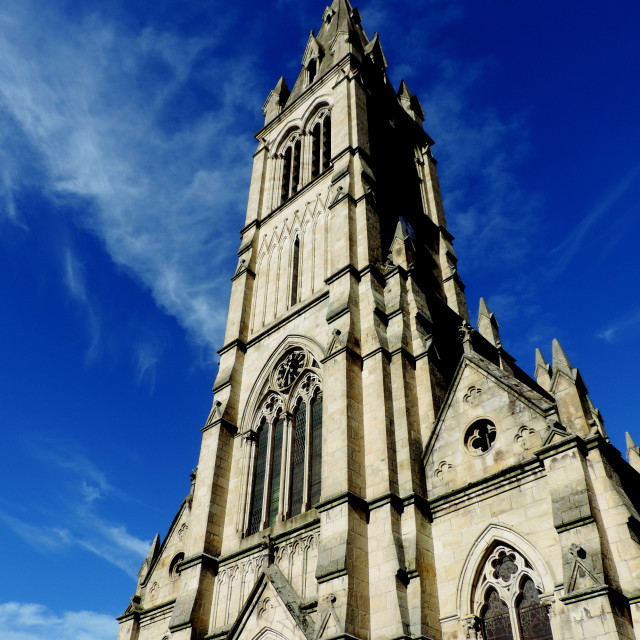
[428,458,545,517]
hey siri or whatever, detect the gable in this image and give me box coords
[425,355,556,499]
[137,498,192,608]
[227,566,313,640]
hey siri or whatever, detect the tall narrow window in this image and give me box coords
[268,415,284,527]
[281,146,292,203]
[290,400,306,516]
[475,546,553,640]
[281,138,302,203]
[311,122,321,178]
[482,589,514,640]
[290,237,300,306]
[245,352,322,536]
[249,420,268,535]
[291,139,301,195]
[321,116,331,172]
[310,391,323,506]
[307,59,317,84]
[517,578,553,640]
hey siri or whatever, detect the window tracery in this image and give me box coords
[244,349,323,536]
[473,546,553,640]
[276,110,331,208]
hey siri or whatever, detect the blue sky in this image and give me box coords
[1,0,639,637]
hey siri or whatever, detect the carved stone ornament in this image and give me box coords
[435,460,453,482]
[275,350,306,389]
[514,425,537,451]
[464,385,482,406]
[177,523,188,541]
[149,582,159,600]
[258,596,276,622]
[462,615,481,640]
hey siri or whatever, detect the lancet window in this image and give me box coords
[473,546,553,640]
[281,135,302,203]
[245,349,323,536]
[290,236,300,306]
[311,112,331,178]
[276,110,331,208]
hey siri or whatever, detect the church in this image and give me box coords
[116,1,640,639]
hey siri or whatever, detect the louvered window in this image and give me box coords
[311,114,331,178]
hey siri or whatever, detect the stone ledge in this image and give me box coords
[555,514,596,533]
[429,459,545,517]
[179,552,218,573]
[559,585,614,605]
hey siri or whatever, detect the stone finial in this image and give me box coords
[535,348,552,391]
[626,432,640,473]
[397,79,425,124]
[458,320,475,354]
[476,297,502,349]
[365,33,388,70]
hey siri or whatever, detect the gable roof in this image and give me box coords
[424,351,557,464]
[226,564,314,640]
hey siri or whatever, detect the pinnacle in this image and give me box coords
[535,348,548,368]
[478,297,492,319]
[551,338,574,375]
[273,76,289,94]
[398,79,413,98]
[627,431,637,451]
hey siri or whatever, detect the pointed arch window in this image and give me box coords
[290,236,300,306]
[244,350,322,536]
[248,419,269,535]
[311,113,331,178]
[281,136,302,203]
[290,399,306,516]
[310,390,323,506]
[474,546,553,640]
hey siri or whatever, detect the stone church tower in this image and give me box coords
[116,2,640,639]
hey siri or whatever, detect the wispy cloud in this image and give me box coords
[0,602,117,640]
[135,341,162,392]
[37,446,115,499]
[598,307,640,343]
[0,0,258,360]
[6,443,150,576]
[60,244,104,360]
[0,510,71,551]
[549,162,640,274]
